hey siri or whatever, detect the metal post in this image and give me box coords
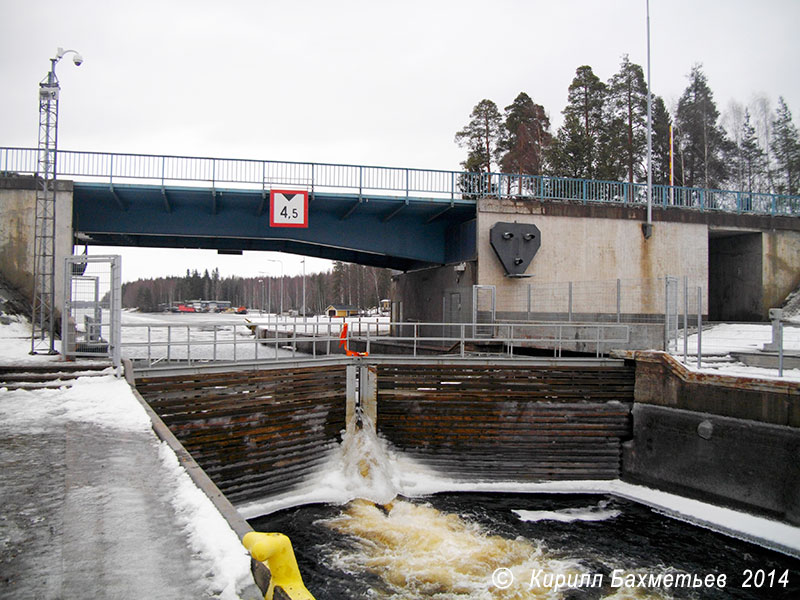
[778,322,784,377]
[568,281,573,322]
[664,277,669,352]
[683,276,688,363]
[527,283,532,321]
[645,0,653,230]
[697,286,702,369]
[616,278,621,323]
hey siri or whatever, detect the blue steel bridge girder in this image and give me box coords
[72,182,477,271]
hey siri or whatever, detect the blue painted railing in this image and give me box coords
[2,147,798,216]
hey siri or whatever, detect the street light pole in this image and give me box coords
[644,0,654,239]
[264,258,284,316]
[31,47,83,355]
[302,258,306,324]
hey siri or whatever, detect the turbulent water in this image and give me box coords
[252,493,799,600]
[247,415,799,599]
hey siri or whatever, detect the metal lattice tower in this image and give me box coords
[30,48,82,354]
[30,64,60,353]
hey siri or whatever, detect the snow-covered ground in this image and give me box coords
[0,313,258,600]
[671,322,800,381]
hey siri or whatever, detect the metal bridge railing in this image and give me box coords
[2,146,799,215]
[121,319,631,370]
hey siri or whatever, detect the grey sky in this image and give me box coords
[2,0,799,281]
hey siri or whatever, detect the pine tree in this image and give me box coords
[606,55,649,186]
[547,114,593,179]
[651,96,673,186]
[454,99,504,174]
[674,64,730,189]
[771,97,800,195]
[563,65,607,178]
[739,109,767,196]
[499,92,552,187]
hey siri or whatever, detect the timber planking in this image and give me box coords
[136,365,347,504]
[376,364,634,481]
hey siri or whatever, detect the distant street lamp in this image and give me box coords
[301,258,306,323]
[31,47,83,354]
[264,258,284,315]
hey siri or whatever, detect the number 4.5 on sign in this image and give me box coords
[270,190,309,228]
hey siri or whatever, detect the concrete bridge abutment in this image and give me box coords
[392,196,800,343]
[0,175,74,320]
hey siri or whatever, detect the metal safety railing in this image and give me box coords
[3,147,799,216]
[121,319,630,370]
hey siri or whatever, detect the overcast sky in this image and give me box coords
[2,0,799,282]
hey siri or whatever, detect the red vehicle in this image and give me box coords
[176,304,196,313]
[235,306,248,314]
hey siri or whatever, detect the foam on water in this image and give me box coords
[513,500,621,523]
[319,498,584,599]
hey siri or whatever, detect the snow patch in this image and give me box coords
[157,443,254,600]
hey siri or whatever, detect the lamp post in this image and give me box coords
[301,258,306,324]
[643,0,654,239]
[31,47,83,354]
[264,258,284,316]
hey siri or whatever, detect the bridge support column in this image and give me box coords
[0,175,74,321]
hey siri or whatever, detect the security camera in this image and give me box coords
[72,54,84,67]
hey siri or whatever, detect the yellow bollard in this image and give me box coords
[242,532,315,600]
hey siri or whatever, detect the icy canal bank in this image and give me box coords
[0,315,259,600]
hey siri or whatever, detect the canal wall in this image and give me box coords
[623,351,800,525]
[135,364,348,505]
[372,362,635,480]
[133,353,800,533]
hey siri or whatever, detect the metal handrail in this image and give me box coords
[121,319,630,368]
[2,146,799,216]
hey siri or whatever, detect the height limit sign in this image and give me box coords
[270,190,309,228]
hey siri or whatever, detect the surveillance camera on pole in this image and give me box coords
[30,47,84,355]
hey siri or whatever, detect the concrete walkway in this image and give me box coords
[0,364,261,600]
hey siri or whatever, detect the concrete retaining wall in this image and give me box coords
[624,351,800,524]
[624,404,800,524]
